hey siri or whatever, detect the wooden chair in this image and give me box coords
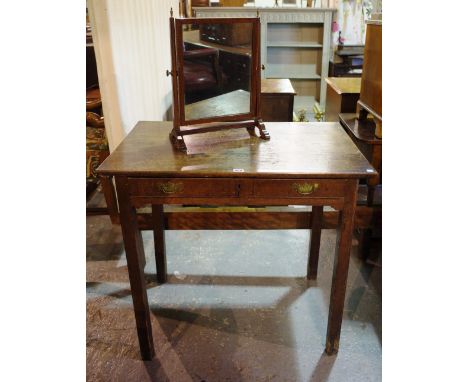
[86,87,110,213]
[183,44,225,103]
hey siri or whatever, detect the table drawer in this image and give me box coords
[252,179,347,199]
[128,178,238,198]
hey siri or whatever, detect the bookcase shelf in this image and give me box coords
[267,65,321,80]
[193,7,336,108]
[266,41,323,48]
[266,21,327,109]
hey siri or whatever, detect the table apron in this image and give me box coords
[127,177,350,210]
[129,196,345,209]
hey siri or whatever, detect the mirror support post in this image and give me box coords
[252,17,270,140]
[168,15,187,151]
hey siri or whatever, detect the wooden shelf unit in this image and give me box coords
[266,22,324,116]
[266,22,323,46]
[266,41,323,48]
[193,7,336,114]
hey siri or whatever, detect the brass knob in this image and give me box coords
[261,64,265,70]
[158,182,183,194]
[292,183,319,195]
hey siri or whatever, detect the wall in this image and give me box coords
[88,0,179,151]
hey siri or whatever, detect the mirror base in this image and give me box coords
[169,119,270,152]
[253,118,270,140]
[169,129,188,152]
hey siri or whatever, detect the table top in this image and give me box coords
[261,79,296,95]
[185,80,295,120]
[185,90,250,121]
[325,77,361,95]
[97,121,376,179]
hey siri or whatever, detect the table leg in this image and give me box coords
[100,175,120,224]
[115,176,155,360]
[152,204,167,284]
[307,205,323,280]
[325,180,358,355]
[360,145,381,260]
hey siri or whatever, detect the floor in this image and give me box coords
[86,197,382,382]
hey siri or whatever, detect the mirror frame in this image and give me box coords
[168,16,270,152]
[176,17,258,125]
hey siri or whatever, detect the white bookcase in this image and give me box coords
[194,7,336,120]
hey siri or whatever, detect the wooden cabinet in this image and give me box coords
[193,7,335,121]
[359,21,382,124]
[219,51,251,92]
[324,77,360,122]
[261,79,295,122]
[329,45,364,77]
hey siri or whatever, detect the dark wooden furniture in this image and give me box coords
[97,121,376,361]
[168,15,269,151]
[338,21,382,259]
[184,28,252,93]
[357,21,382,138]
[339,114,381,260]
[261,79,295,122]
[219,50,251,93]
[183,46,222,96]
[339,20,382,204]
[200,22,253,46]
[339,114,381,205]
[328,45,364,78]
[325,77,361,122]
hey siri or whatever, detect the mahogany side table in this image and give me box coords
[97,121,376,360]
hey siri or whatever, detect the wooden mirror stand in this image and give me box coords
[167,12,270,152]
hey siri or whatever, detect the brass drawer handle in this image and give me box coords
[292,183,319,195]
[158,182,183,194]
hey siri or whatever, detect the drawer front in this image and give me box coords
[128,178,238,198]
[252,179,347,199]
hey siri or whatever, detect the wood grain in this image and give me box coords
[185,90,251,121]
[326,179,359,355]
[97,122,377,179]
[261,79,295,122]
[261,79,296,95]
[360,23,382,120]
[125,206,381,231]
[114,176,155,360]
[100,176,119,224]
[325,77,361,95]
[325,78,360,122]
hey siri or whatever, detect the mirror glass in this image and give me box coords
[182,22,253,122]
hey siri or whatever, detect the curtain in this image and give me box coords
[88,0,179,151]
[329,0,374,47]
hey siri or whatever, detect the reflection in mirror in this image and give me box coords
[182,22,252,122]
